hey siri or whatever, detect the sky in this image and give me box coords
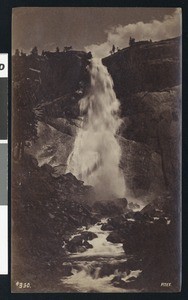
[12,7,182,58]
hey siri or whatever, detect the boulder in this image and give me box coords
[40,163,54,174]
[76,246,86,253]
[99,263,130,278]
[133,211,144,221]
[116,198,128,208]
[108,215,127,229]
[92,201,122,217]
[141,203,155,215]
[106,231,124,243]
[61,263,73,276]
[80,231,97,240]
[101,223,114,231]
[128,202,140,210]
[84,241,93,249]
[66,233,94,253]
[111,275,125,285]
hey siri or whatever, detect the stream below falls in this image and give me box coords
[61,218,142,292]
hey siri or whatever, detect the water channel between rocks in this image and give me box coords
[61,218,142,292]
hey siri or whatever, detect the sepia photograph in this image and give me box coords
[11,7,181,293]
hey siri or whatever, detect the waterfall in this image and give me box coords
[66,58,125,199]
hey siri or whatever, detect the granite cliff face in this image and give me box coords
[120,87,181,195]
[102,37,181,197]
[102,37,181,97]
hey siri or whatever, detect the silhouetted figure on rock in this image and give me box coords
[129,37,135,47]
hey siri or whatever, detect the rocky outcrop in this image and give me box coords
[27,121,166,198]
[119,136,165,197]
[13,50,90,100]
[66,232,97,253]
[11,153,98,288]
[92,198,128,217]
[121,87,181,195]
[103,38,181,197]
[102,37,181,97]
[27,121,75,173]
[12,50,91,124]
[103,192,180,291]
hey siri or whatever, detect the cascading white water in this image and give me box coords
[61,219,142,292]
[66,58,125,199]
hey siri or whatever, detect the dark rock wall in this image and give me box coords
[12,50,90,106]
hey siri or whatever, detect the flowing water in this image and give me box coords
[62,59,141,292]
[61,219,142,292]
[66,58,126,199]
